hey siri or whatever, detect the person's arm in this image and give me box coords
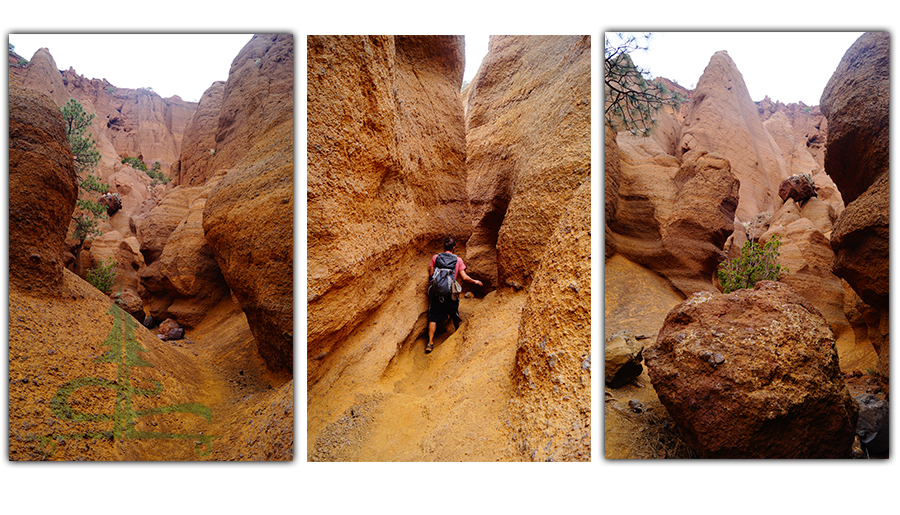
[459,268,482,287]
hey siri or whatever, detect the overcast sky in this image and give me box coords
[464,34,490,83]
[607,31,866,105]
[8,34,254,102]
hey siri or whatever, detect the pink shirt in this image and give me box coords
[431,253,465,280]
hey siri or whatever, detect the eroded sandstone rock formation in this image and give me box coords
[202,34,294,371]
[9,78,78,294]
[465,35,590,290]
[678,51,788,223]
[509,178,590,461]
[646,281,859,458]
[307,35,468,374]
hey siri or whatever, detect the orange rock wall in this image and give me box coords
[465,35,591,289]
[306,35,469,372]
[510,178,591,461]
[9,79,79,294]
[202,34,294,371]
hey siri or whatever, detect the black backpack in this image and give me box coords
[430,252,458,300]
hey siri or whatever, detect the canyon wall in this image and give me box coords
[465,35,590,290]
[509,178,591,461]
[820,31,890,380]
[201,34,294,372]
[306,35,469,378]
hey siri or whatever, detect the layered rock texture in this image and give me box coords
[307,35,468,372]
[646,282,859,458]
[820,32,890,379]
[465,35,590,290]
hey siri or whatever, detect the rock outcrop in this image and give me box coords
[203,34,294,371]
[608,143,739,296]
[143,184,230,328]
[175,81,225,186]
[509,178,590,461]
[678,51,788,223]
[820,32,889,205]
[646,281,859,458]
[21,48,68,106]
[9,80,79,294]
[307,35,467,375]
[605,330,643,388]
[820,32,889,379]
[465,35,590,289]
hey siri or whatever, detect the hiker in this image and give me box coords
[426,236,482,354]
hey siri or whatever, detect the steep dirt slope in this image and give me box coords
[308,289,527,461]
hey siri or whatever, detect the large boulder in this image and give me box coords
[820,32,889,205]
[677,51,788,223]
[306,35,468,374]
[509,178,590,461]
[9,81,79,294]
[465,35,590,289]
[854,393,888,455]
[204,34,294,371]
[645,281,859,458]
[777,174,816,204]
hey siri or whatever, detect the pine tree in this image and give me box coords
[605,33,685,136]
[61,99,107,243]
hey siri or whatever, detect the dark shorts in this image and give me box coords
[428,295,461,324]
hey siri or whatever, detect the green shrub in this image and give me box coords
[717,235,788,294]
[87,258,117,294]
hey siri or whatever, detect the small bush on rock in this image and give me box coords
[717,235,788,294]
[87,258,117,294]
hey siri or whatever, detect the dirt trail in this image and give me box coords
[308,289,528,461]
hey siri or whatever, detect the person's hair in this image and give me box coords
[443,236,456,251]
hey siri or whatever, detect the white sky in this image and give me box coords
[464,34,490,83]
[607,31,866,105]
[8,34,254,102]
